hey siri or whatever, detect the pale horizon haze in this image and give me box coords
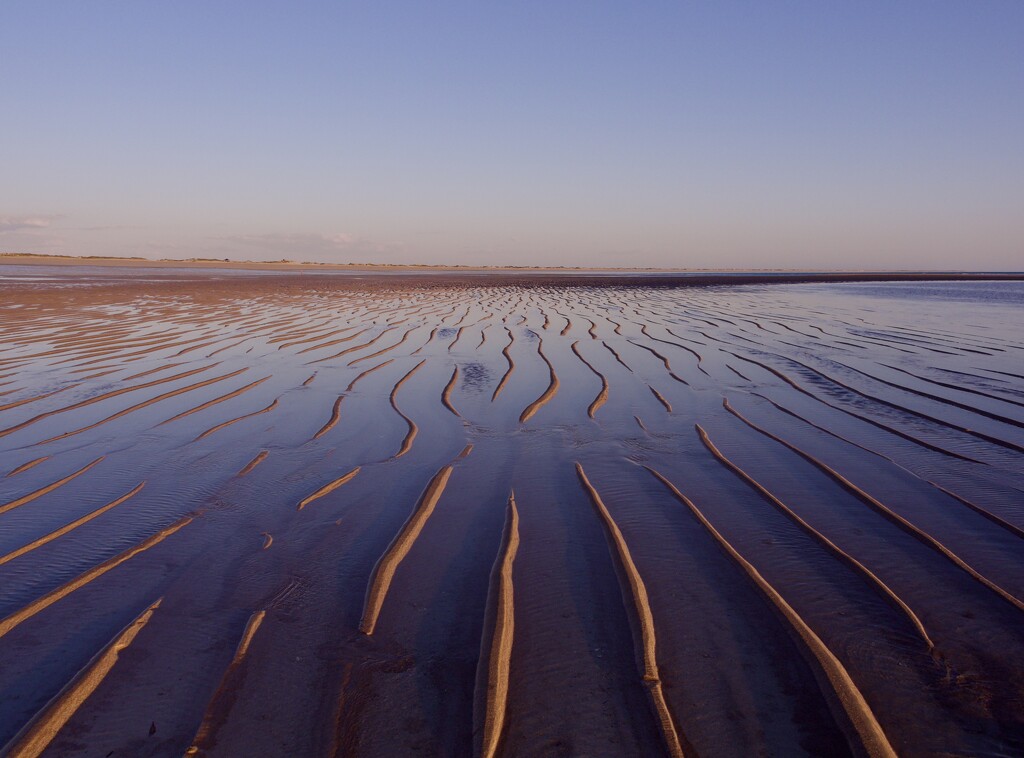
[2,2,1022,269]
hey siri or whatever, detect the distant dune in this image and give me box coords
[2,252,1023,288]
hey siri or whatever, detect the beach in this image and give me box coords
[0,267,1022,756]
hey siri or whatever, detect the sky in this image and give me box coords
[1,2,1022,269]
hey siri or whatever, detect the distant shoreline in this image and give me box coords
[8,252,733,272]
[1,253,1022,288]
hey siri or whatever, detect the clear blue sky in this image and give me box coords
[2,2,1022,268]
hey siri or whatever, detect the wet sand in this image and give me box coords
[0,269,1022,756]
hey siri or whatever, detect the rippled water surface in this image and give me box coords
[0,273,1022,757]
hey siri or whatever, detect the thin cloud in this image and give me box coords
[215,231,402,261]
[221,232,358,249]
[0,214,63,234]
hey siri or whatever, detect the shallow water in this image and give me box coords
[0,274,1021,757]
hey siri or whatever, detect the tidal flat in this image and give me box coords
[1,270,1022,757]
